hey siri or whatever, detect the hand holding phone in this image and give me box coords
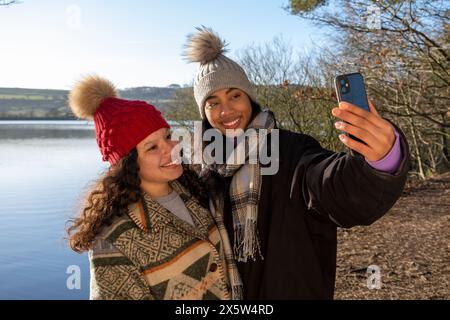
[332,72,398,162]
[334,72,370,145]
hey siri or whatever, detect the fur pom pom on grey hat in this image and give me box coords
[183,27,228,64]
[69,75,118,120]
[183,26,257,118]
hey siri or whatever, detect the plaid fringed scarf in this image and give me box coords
[204,110,276,262]
[207,198,244,300]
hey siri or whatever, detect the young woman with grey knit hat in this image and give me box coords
[66,75,243,300]
[183,27,411,299]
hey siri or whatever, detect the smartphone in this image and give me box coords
[334,72,370,145]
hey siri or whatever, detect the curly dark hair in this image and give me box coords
[66,148,209,253]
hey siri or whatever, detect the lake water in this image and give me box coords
[0,121,108,299]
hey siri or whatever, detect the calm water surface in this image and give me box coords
[0,121,107,299]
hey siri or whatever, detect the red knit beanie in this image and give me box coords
[69,75,169,165]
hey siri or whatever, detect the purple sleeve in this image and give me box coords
[366,129,402,174]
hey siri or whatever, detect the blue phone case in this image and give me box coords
[334,72,369,111]
[334,72,370,145]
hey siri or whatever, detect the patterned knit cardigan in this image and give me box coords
[89,181,233,300]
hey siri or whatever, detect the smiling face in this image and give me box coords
[135,127,183,196]
[204,88,252,137]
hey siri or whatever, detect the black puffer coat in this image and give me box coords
[221,122,410,299]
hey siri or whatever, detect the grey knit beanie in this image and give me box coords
[183,27,257,119]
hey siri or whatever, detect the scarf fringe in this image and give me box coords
[234,217,263,262]
[231,284,243,300]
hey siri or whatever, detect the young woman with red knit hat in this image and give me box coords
[66,75,243,300]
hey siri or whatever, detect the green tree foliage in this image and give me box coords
[288,0,327,14]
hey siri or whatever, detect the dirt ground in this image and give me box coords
[334,172,450,299]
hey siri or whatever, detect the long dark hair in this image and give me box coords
[66,149,209,253]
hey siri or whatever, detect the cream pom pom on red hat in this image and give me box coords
[69,75,169,165]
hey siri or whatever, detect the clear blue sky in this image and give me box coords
[0,0,327,90]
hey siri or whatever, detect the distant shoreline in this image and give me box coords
[0,86,179,120]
